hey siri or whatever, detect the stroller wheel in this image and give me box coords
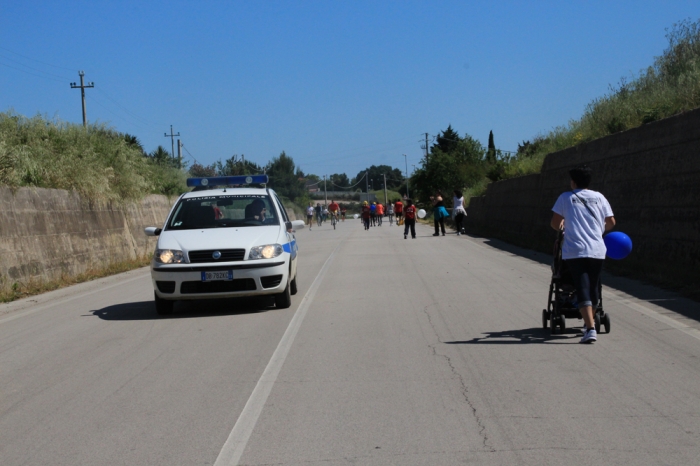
[549,314,558,334]
[594,313,601,333]
[542,309,548,329]
[602,313,611,334]
[559,315,566,331]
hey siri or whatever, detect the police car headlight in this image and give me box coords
[154,249,185,264]
[249,244,283,260]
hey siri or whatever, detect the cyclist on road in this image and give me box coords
[328,200,340,228]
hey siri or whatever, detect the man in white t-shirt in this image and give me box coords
[551,165,615,344]
[306,203,315,230]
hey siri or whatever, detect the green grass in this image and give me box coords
[0,111,188,202]
[0,255,152,303]
[502,18,700,179]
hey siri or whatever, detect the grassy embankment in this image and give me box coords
[498,19,700,180]
[0,113,189,302]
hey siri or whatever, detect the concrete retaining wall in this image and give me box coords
[467,107,700,292]
[0,188,174,293]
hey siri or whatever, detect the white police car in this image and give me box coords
[144,175,305,315]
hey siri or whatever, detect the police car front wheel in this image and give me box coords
[275,284,292,309]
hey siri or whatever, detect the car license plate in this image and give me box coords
[201,270,233,282]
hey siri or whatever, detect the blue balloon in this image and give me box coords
[604,231,633,260]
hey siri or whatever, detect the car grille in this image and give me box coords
[156,281,176,293]
[188,249,246,263]
[180,279,256,294]
[260,275,283,289]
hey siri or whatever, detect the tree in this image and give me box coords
[267,151,305,201]
[329,173,350,188]
[411,127,486,204]
[148,146,179,168]
[431,125,461,155]
[216,154,262,176]
[487,130,496,163]
[189,163,217,177]
[353,165,404,190]
[122,133,146,156]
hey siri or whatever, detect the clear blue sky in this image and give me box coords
[1,1,696,180]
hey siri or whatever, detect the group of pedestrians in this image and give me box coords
[360,200,405,230]
[305,200,346,230]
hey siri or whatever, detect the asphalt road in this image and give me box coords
[1,218,700,465]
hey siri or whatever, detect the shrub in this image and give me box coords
[0,111,187,202]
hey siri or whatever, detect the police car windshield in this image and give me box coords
[166,194,279,230]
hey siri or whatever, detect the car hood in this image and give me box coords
[157,226,283,256]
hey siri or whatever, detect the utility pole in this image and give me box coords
[70,71,94,128]
[324,175,327,205]
[241,155,245,174]
[383,173,388,206]
[424,133,430,158]
[164,125,180,162]
[403,154,410,199]
[177,139,182,168]
[365,171,369,203]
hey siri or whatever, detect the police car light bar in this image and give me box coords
[186,175,269,188]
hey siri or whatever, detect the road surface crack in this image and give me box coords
[420,305,493,451]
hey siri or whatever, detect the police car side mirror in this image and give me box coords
[144,227,162,236]
[285,221,293,232]
[291,220,305,230]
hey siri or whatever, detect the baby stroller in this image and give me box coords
[542,229,611,334]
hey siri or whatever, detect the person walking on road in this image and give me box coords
[550,165,616,344]
[376,202,384,226]
[387,202,394,226]
[315,203,323,226]
[431,190,449,236]
[361,201,371,230]
[403,200,417,239]
[453,189,467,235]
[306,203,315,230]
[394,199,403,225]
[370,202,377,226]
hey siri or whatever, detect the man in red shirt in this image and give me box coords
[403,199,416,239]
[376,202,384,226]
[361,201,371,230]
[394,200,403,225]
[328,200,340,223]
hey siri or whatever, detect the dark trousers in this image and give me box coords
[454,213,465,232]
[404,219,416,238]
[565,258,604,308]
[363,218,370,230]
[434,217,446,235]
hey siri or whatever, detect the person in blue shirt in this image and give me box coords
[551,165,615,344]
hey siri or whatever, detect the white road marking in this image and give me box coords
[213,244,340,466]
[0,272,150,326]
[603,289,700,342]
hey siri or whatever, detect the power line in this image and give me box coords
[0,60,67,84]
[0,54,72,81]
[0,46,77,72]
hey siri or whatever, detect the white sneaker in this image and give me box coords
[580,328,597,344]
